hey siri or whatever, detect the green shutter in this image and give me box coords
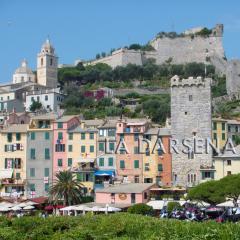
[69,133,73,140]
[30,168,35,177]
[81,133,85,140]
[99,158,104,167]
[90,145,94,153]
[108,157,113,166]
[57,122,63,129]
[68,158,72,167]
[44,168,49,177]
[45,132,50,140]
[7,133,12,142]
[45,183,49,192]
[109,143,114,151]
[30,148,35,159]
[68,145,73,152]
[81,146,86,153]
[58,159,63,167]
[99,142,104,151]
[30,132,35,140]
[45,148,50,159]
[120,160,125,169]
[16,172,20,180]
[58,132,63,140]
[89,133,94,139]
[29,184,35,191]
[134,160,139,169]
[158,164,163,172]
[16,133,21,141]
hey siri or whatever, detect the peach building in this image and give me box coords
[116,119,149,183]
[95,183,154,204]
[53,115,80,178]
[143,128,172,186]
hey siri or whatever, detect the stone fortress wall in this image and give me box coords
[84,24,240,97]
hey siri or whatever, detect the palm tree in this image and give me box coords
[49,170,84,206]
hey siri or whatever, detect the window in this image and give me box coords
[134,176,139,183]
[16,133,21,141]
[30,132,35,140]
[81,133,85,140]
[108,129,116,137]
[202,171,214,179]
[99,158,104,167]
[55,144,65,152]
[134,133,139,141]
[120,160,125,169]
[213,122,217,130]
[30,148,36,159]
[69,133,73,140]
[50,58,53,66]
[45,148,50,160]
[144,192,148,199]
[58,159,63,167]
[41,58,43,66]
[158,164,163,172]
[227,160,232,166]
[45,95,48,101]
[189,95,193,101]
[222,133,226,140]
[29,184,35,191]
[68,158,72,167]
[228,126,231,132]
[45,132,50,140]
[89,133,94,140]
[108,157,113,166]
[45,183,49,192]
[16,172,21,180]
[134,146,139,154]
[222,123,225,131]
[14,159,21,169]
[90,145,94,153]
[99,142,104,151]
[44,168,49,177]
[185,112,187,115]
[144,178,153,183]
[68,145,73,152]
[144,163,150,171]
[30,168,35,177]
[7,133,12,142]
[213,133,217,140]
[120,133,124,140]
[109,142,115,151]
[81,145,85,153]
[227,171,232,176]
[134,160,139,169]
[57,122,63,129]
[58,132,63,140]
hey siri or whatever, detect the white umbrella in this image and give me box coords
[60,206,78,211]
[74,205,88,211]
[92,206,101,212]
[11,206,22,211]
[23,205,35,210]
[0,206,10,212]
[18,202,28,208]
[25,201,38,206]
[217,200,235,207]
[107,207,121,212]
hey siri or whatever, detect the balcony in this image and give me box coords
[1,178,26,185]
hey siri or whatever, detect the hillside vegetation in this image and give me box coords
[0,213,240,239]
[59,61,227,123]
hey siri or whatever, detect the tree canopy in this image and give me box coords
[187,174,240,206]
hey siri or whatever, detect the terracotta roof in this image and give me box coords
[30,196,48,204]
[95,183,154,194]
[55,115,79,122]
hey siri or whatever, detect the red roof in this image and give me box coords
[30,196,48,204]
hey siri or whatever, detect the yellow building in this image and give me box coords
[214,145,240,180]
[212,118,227,150]
[0,124,28,198]
[67,124,98,194]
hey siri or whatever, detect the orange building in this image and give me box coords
[116,119,149,183]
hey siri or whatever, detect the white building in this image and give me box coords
[12,60,35,84]
[25,89,65,112]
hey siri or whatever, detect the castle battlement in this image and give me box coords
[171,75,210,87]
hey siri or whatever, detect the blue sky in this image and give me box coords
[1,0,240,82]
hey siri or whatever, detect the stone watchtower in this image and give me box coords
[171,76,213,187]
[37,39,58,88]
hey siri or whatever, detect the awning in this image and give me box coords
[77,158,95,163]
[0,169,13,179]
[94,170,115,177]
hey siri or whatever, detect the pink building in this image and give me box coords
[53,115,80,178]
[95,183,154,204]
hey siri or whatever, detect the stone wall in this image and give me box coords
[171,76,212,187]
[226,60,240,95]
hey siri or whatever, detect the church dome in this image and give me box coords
[15,59,33,74]
[41,39,55,54]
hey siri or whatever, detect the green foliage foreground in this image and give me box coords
[1,213,240,240]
